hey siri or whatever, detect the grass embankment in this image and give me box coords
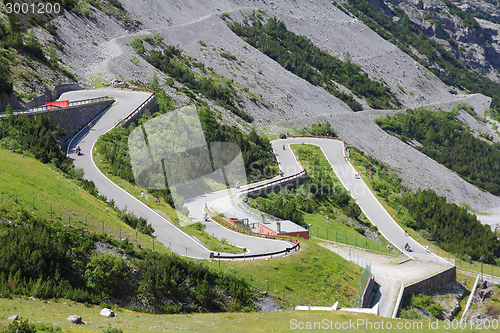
[0,148,164,253]
[304,213,392,255]
[208,240,364,310]
[93,145,242,254]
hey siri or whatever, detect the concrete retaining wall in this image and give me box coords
[395,266,456,317]
[39,99,114,141]
[361,277,375,308]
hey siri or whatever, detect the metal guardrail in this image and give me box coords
[114,87,155,128]
[1,96,113,117]
[240,169,307,196]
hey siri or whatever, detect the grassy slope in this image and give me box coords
[0,147,166,253]
[208,240,364,309]
[0,296,495,332]
[304,213,392,254]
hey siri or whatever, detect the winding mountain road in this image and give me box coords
[64,89,450,268]
[275,137,449,264]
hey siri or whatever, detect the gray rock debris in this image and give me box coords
[100,308,116,317]
[67,315,83,324]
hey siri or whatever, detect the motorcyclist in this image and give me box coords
[282,144,285,150]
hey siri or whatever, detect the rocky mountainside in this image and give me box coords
[380,0,500,82]
[3,0,500,215]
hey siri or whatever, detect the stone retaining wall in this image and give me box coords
[395,266,456,317]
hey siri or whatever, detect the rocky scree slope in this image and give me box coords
[38,0,500,214]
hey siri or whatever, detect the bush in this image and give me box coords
[220,51,237,61]
[418,229,434,241]
[102,325,123,333]
[117,209,154,235]
[2,318,36,333]
[153,34,164,44]
[407,293,444,320]
[85,253,129,300]
[130,38,145,54]
[190,222,206,231]
[400,308,422,320]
